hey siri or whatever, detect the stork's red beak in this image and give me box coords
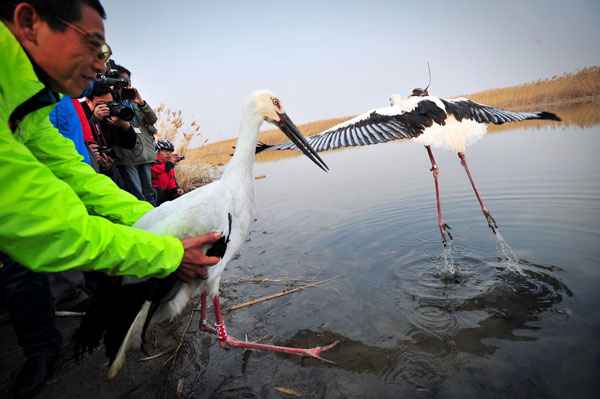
[275,113,329,172]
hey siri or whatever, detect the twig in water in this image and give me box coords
[139,346,177,361]
[176,378,185,398]
[170,307,196,370]
[228,275,343,311]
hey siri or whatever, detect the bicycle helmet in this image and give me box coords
[155,139,175,152]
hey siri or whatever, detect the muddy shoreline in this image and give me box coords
[0,282,248,399]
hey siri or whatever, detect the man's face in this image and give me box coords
[158,150,173,162]
[91,92,112,108]
[30,5,107,96]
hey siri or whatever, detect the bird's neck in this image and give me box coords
[221,104,262,183]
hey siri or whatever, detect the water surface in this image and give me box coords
[181,102,600,398]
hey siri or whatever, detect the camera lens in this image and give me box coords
[107,101,134,121]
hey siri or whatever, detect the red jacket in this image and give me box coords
[151,155,178,191]
[73,99,94,144]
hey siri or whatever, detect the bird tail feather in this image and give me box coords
[108,301,151,379]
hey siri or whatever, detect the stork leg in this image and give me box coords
[199,292,337,364]
[199,290,218,335]
[458,152,498,234]
[426,146,453,246]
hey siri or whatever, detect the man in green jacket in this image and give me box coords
[0,1,219,396]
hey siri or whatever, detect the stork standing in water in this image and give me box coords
[264,88,561,245]
[75,90,334,378]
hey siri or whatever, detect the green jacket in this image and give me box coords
[0,22,183,278]
[114,101,158,166]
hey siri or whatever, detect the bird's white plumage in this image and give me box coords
[413,113,486,152]
[107,88,333,377]
[110,90,284,374]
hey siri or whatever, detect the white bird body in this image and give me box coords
[122,95,264,325]
[76,89,329,377]
[396,97,486,153]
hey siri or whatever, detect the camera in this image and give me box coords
[106,100,134,121]
[94,59,135,121]
[97,145,116,159]
[177,154,185,161]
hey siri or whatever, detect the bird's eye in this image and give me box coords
[272,98,279,106]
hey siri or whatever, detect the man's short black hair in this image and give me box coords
[114,64,132,78]
[86,81,111,101]
[0,0,106,31]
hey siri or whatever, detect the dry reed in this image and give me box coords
[155,104,221,191]
[459,66,600,109]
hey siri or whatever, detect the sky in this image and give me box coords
[101,0,600,144]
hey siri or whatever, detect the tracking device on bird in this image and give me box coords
[411,62,432,97]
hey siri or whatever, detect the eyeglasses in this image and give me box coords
[54,17,112,62]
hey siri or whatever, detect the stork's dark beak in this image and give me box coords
[276,113,329,172]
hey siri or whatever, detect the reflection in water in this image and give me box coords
[268,264,571,391]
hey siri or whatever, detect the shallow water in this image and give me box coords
[182,102,600,398]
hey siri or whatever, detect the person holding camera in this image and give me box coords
[81,81,137,180]
[152,139,185,206]
[0,2,221,397]
[109,64,159,206]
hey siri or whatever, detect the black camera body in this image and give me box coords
[97,145,116,159]
[106,100,134,121]
[177,154,185,161]
[95,59,135,121]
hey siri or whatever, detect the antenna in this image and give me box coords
[424,61,431,92]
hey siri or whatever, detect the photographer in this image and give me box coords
[111,64,159,206]
[81,81,136,180]
[152,139,184,205]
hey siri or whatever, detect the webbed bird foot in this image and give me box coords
[439,221,453,247]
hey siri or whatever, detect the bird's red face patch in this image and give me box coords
[271,97,281,110]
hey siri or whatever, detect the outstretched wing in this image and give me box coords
[441,98,561,125]
[268,105,432,153]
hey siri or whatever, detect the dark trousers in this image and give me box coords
[0,254,62,359]
[155,187,175,206]
[118,163,156,206]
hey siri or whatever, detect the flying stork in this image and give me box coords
[262,88,561,245]
[75,90,335,378]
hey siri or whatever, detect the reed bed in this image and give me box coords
[460,66,600,109]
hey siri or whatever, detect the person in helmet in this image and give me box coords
[151,139,184,205]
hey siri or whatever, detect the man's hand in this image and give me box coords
[132,87,144,105]
[93,102,110,121]
[89,143,114,171]
[176,233,222,282]
[98,153,114,171]
[106,116,130,130]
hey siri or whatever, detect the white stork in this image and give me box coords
[263,88,561,245]
[75,90,335,378]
